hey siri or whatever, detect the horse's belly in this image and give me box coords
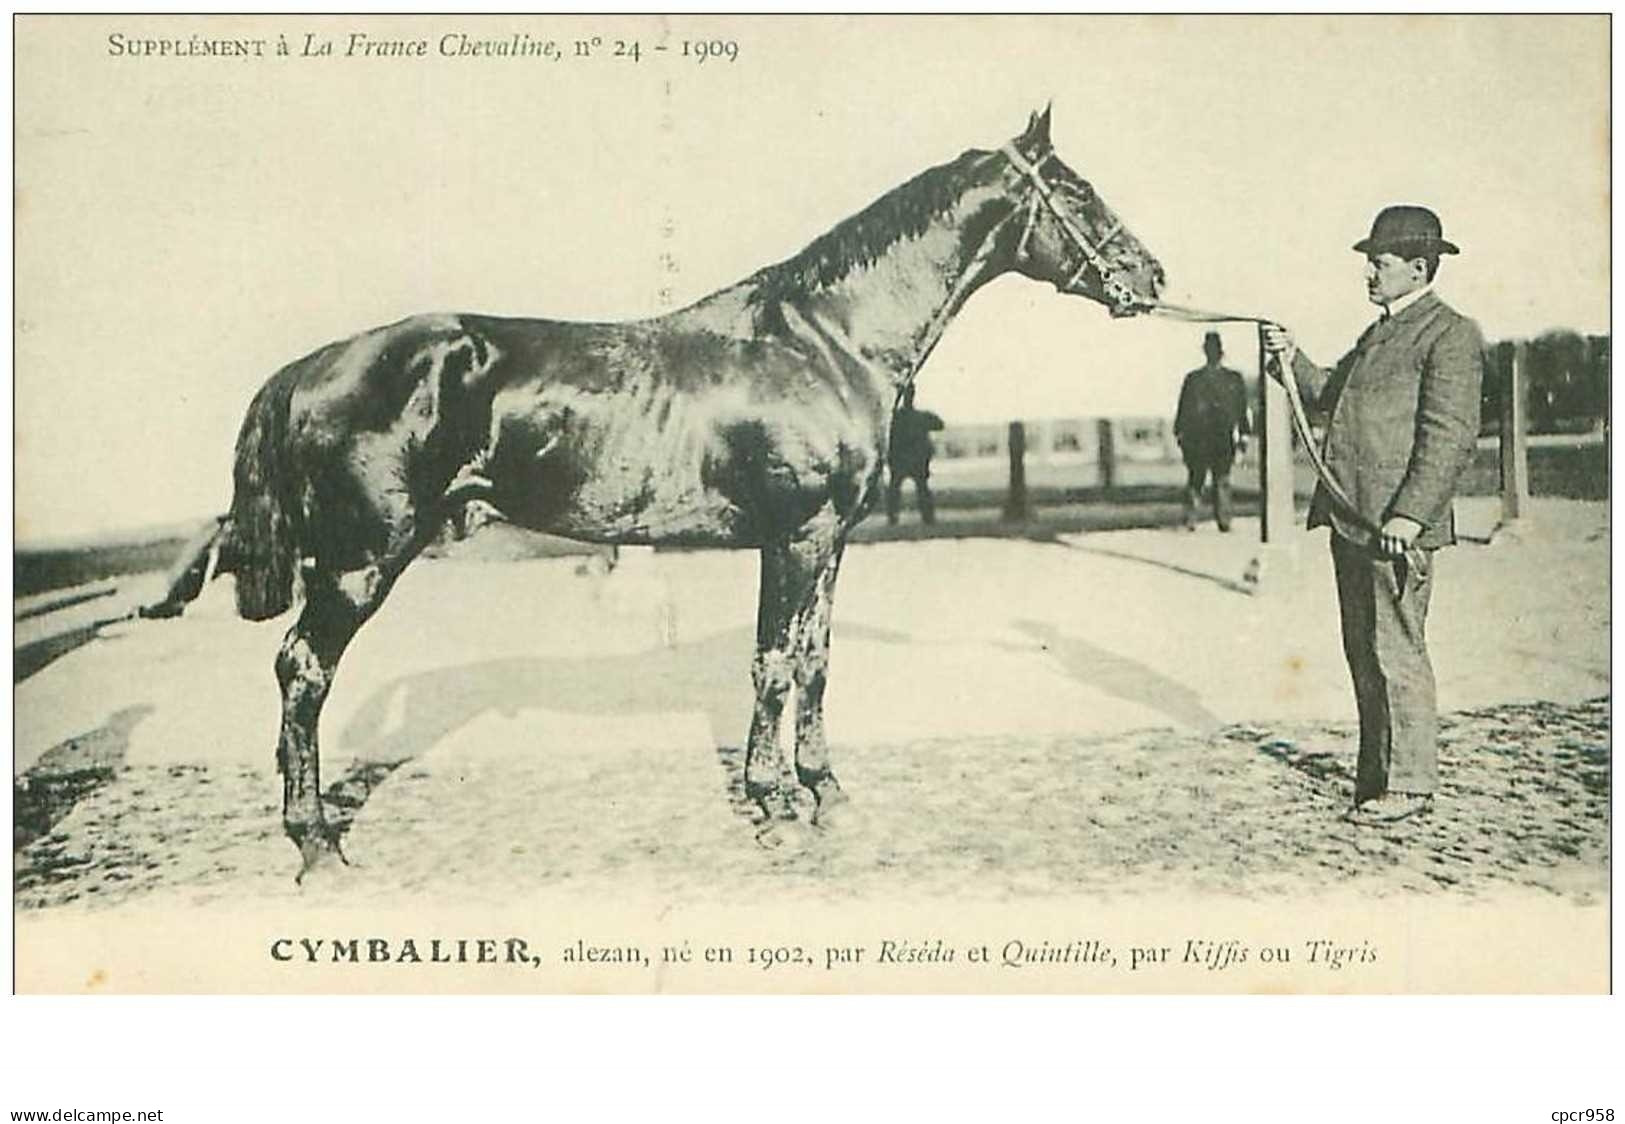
[545,485,753,547]
[485,381,857,547]
[495,440,755,547]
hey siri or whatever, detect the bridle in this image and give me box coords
[907,142,1148,379]
[1000,142,1138,311]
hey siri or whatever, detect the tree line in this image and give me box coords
[1483,330,1609,436]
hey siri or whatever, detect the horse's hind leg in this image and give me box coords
[276,520,435,880]
[276,580,360,876]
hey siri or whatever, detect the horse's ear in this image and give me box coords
[1019,103,1053,146]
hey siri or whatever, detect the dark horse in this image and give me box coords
[170,107,1165,877]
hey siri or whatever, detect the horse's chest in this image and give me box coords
[706,408,877,528]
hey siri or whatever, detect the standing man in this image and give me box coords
[1173,330,1252,531]
[1261,205,1485,825]
[886,385,944,525]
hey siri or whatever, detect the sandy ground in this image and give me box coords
[14,498,1610,914]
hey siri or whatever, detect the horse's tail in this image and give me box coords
[224,365,303,621]
[136,513,231,620]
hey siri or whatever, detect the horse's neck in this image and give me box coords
[784,190,1013,384]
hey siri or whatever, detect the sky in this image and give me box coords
[13,15,1610,543]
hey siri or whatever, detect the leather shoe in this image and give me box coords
[1345,792,1434,825]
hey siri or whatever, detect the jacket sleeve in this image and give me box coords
[1231,371,1252,436]
[1289,350,1337,408]
[1389,317,1486,525]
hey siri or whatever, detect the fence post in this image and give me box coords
[1003,421,1029,522]
[1096,418,1117,492]
[1500,340,1531,524]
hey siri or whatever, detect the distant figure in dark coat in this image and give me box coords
[1173,331,1252,531]
[886,386,944,525]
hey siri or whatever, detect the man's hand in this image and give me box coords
[1378,515,1424,557]
[1258,323,1296,383]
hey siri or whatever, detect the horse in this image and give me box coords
[169,106,1166,878]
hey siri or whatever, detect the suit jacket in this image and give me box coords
[1290,291,1485,551]
[1174,364,1251,459]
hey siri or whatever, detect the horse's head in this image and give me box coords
[996,106,1165,317]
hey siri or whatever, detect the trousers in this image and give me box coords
[1330,532,1439,800]
[886,468,935,525]
[1181,450,1234,530]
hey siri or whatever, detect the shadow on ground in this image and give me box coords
[1052,538,1260,597]
[332,621,920,835]
[1008,619,1222,729]
[15,619,131,684]
[14,704,153,851]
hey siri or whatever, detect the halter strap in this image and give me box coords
[999,143,1137,307]
[1013,192,1042,260]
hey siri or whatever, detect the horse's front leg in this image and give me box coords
[746,528,844,821]
[745,542,801,821]
[793,539,848,823]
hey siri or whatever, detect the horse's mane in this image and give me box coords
[746,149,996,306]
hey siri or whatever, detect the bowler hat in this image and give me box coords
[1352,205,1459,257]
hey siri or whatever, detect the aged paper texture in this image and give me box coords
[13,14,1609,994]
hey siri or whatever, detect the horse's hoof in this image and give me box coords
[292,834,350,886]
[755,816,818,851]
[745,781,797,824]
[810,784,851,829]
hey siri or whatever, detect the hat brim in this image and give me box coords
[1353,237,1460,256]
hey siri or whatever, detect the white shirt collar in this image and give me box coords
[1382,284,1433,321]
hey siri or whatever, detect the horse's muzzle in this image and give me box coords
[1109,296,1152,319]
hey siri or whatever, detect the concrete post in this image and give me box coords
[1259,331,1295,543]
[1500,340,1531,524]
[1245,328,1301,593]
